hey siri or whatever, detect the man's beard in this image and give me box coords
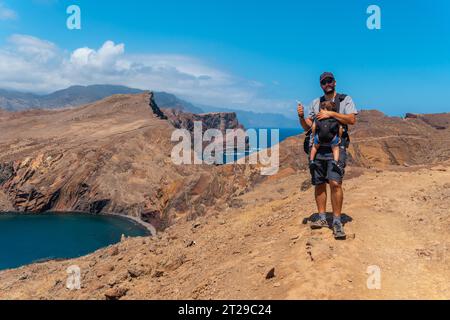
[324,85,336,94]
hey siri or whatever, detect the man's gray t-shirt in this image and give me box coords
[307,94,358,160]
[307,95,358,120]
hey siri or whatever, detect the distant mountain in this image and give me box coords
[198,105,299,129]
[41,85,144,108]
[153,91,203,114]
[0,84,298,128]
[0,85,203,114]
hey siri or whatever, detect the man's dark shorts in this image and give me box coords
[311,146,347,186]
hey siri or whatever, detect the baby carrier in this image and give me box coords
[303,93,350,154]
[315,117,340,145]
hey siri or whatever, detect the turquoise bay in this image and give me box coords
[0,213,150,271]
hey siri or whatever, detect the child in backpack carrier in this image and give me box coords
[309,100,344,174]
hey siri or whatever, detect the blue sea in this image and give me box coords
[221,127,303,163]
[0,213,149,271]
[0,128,302,271]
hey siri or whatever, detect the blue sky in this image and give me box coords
[0,0,449,117]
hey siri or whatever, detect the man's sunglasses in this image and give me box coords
[321,78,335,86]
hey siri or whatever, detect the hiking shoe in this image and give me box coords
[311,218,329,229]
[333,222,346,240]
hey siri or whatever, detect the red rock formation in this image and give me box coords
[0,93,258,230]
[1,97,449,229]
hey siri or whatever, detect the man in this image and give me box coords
[297,72,358,239]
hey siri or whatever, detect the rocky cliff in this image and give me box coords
[163,108,244,133]
[1,103,449,226]
[0,92,258,230]
[0,100,449,299]
[348,110,450,167]
[1,161,448,300]
[163,108,248,152]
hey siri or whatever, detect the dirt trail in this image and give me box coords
[352,135,427,143]
[282,166,449,299]
[0,164,448,300]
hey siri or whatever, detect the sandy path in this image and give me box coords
[281,167,449,299]
[0,165,448,300]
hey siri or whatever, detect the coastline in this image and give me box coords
[105,212,157,236]
[0,210,155,272]
[0,211,156,236]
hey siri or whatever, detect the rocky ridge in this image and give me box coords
[0,92,259,230]
[0,97,449,299]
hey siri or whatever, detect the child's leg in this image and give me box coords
[310,144,319,161]
[332,145,340,162]
[330,135,344,174]
[331,135,340,162]
[310,134,320,161]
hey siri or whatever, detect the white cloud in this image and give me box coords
[70,41,125,70]
[0,2,17,20]
[8,34,58,63]
[0,34,291,113]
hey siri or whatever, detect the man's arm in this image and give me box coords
[299,116,313,131]
[330,112,357,125]
[297,103,314,131]
[316,109,357,125]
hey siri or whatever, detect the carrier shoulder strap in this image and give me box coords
[337,94,351,148]
[336,93,347,114]
[319,93,347,112]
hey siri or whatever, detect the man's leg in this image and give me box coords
[315,183,327,214]
[330,180,346,239]
[310,157,328,229]
[329,180,343,218]
[326,147,348,238]
[310,183,328,229]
